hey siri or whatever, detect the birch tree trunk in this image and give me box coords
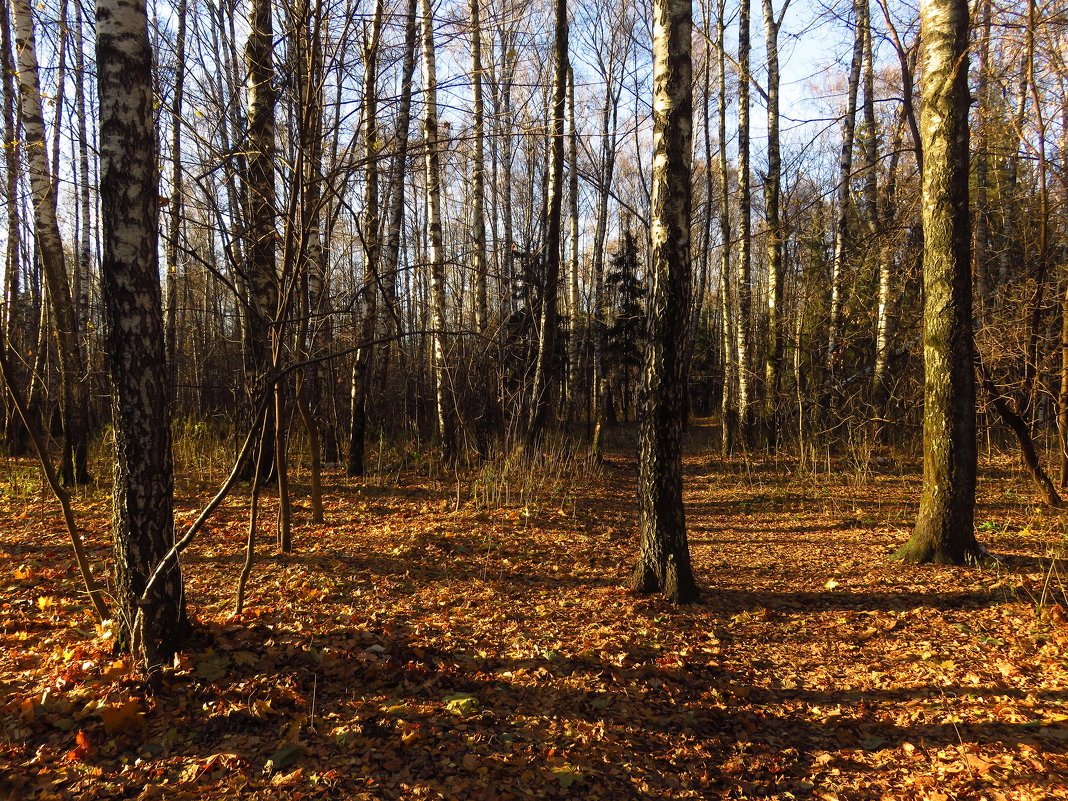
[243,0,279,483]
[566,66,581,414]
[895,0,980,564]
[761,0,784,449]
[631,0,698,603]
[717,0,736,455]
[873,116,904,409]
[471,0,488,334]
[826,0,865,390]
[1,0,24,452]
[96,0,188,660]
[12,0,92,485]
[735,0,752,444]
[420,0,456,462]
[0,0,27,454]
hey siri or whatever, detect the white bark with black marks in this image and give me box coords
[96,0,188,660]
[630,0,699,604]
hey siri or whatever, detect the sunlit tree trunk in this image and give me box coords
[96,0,188,661]
[735,0,752,443]
[761,0,784,449]
[420,0,456,462]
[12,0,91,485]
[717,0,736,455]
[566,66,581,414]
[873,115,904,409]
[631,0,699,603]
[895,0,980,564]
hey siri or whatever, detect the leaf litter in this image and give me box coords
[0,434,1066,799]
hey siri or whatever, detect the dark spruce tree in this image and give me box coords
[604,228,646,412]
[894,0,981,564]
[629,0,699,603]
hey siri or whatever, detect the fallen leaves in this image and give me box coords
[99,698,145,734]
[2,441,1068,799]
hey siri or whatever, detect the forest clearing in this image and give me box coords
[3,0,1068,794]
[1,425,1066,800]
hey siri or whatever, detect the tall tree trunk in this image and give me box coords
[1,0,26,453]
[379,0,418,354]
[590,58,622,456]
[735,0,752,443]
[420,0,456,462]
[566,66,581,414]
[12,0,91,485]
[165,0,188,396]
[243,0,279,483]
[471,0,488,334]
[873,116,904,409]
[630,0,699,603]
[527,0,569,447]
[292,0,325,522]
[826,0,864,392]
[760,0,784,449]
[96,0,188,662]
[1058,88,1068,488]
[74,1,93,385]
[717,0,736,455]
[348,0,385,477]
[895,0,980,564]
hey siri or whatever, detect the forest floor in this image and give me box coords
[1,421,1067,800]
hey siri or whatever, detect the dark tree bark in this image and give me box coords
[96,0,188,660]
[347,0,385,477]
[894,0,980,565]
[826,0,865,390]
[630,0,699,604]
[526,0,568,447]
[242,0,279,483]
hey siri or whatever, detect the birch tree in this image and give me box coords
[96,0,188,659]
[421,0,456,462]
[12,0,91,485]
[735,0,752,443]
[826,0,865,390]
[761,0,787,447]
[895,0,980,564]
[630,0,699,603]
